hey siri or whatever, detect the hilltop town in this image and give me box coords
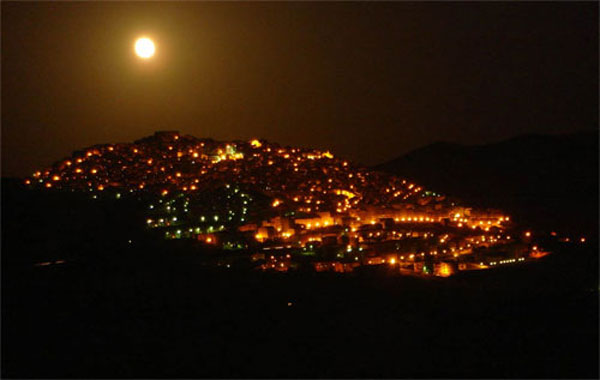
[26,131,546,276]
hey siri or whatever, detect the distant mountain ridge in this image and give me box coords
[375,130,599,236]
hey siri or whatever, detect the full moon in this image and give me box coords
[134,37,155,59]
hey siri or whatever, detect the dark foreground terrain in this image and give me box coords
[2,180,598,378]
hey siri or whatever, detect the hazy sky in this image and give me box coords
[2,2,597,177]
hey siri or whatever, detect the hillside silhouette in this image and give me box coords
[376,130,599,236]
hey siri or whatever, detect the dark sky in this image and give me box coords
[2,2,597,177]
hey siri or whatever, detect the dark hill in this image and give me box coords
[375,130,599,236]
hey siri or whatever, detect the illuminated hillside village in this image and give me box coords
[26,131,566,276]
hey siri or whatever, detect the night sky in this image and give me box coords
[2,2,597,177]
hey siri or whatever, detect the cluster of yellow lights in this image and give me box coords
[489,258,524,266]
[391,216,438,223]
[334,189,356,199]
